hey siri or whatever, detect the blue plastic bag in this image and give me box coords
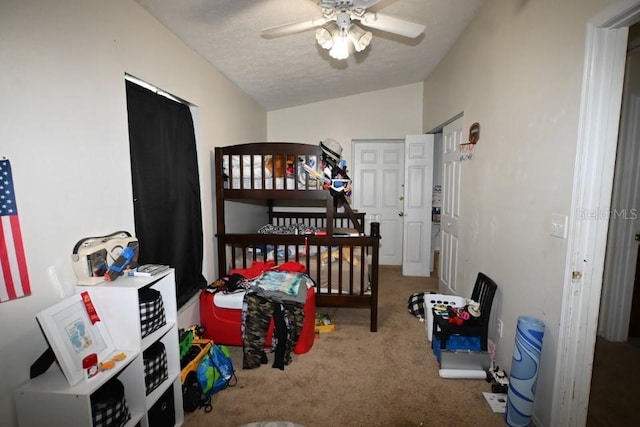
[196,344,236,411]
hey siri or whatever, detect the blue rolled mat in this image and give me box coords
[505,316,545,427]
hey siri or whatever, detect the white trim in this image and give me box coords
[124,73,190,105]
[551,2,640,425]
[590,0,640,27]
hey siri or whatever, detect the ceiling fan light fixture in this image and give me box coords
[316,22,341,50]
[317,21,370,60]
[329,35,349,59]
[348,24,372,52]
[315,27,334,49]
[261,1,426,62]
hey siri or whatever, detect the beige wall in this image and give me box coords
[268,82,424,163]
[0,1,266,424]
[2,0,628,424]
[421,0,618,424]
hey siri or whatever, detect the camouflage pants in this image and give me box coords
[242,292,305,369]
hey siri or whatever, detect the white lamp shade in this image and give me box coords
[315,27,333,49]
[316,20,373,60]
[348,24,372,52]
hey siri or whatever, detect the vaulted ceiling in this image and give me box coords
[135,0,486,111]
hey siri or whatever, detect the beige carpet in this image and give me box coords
[185,266,505,427]
[587,336,640,426]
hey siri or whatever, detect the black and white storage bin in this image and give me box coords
[148,386,175,427]
[90,378,131,427]
[139,287,166,338]
[143,340,168,395]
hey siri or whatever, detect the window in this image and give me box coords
[125,78,206,307]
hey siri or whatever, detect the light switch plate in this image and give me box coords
[551,213,568,239]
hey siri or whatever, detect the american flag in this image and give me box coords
[0,159,31,302]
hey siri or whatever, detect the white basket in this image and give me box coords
[423,293,466,341]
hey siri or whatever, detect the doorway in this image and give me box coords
[553,2,640,425]
[352,139,405,265]
[352,137,435,275]
[600,24,640,342]
[586,21,640,426]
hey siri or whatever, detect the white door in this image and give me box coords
[402,134,434,276]
[440,116,464,294]
[353,140,405,265]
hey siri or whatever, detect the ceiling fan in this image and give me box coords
[260,0,426,60]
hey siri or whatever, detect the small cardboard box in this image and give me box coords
[315,312,335,333]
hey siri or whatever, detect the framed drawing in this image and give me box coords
[36,291,114,386]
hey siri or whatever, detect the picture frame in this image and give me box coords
[36,291,115,386]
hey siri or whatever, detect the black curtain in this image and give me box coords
[126,81,206,307]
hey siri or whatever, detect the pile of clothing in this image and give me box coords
[207,261,314,370]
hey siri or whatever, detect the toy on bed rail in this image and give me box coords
[327,159,352,197]
[302,162,328,184]
[302,138,352,198]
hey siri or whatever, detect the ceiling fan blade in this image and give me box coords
[260,18,328,38]
[359,12,425,38]
[317,0,383,8]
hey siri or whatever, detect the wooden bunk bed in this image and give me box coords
[213,142,380,332]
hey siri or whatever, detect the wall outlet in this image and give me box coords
[497,319,504,338]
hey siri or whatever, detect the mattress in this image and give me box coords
[310,248,369,294]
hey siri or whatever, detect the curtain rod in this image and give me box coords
[124,73,190,106]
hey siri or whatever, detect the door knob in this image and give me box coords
[635,233,640,242]
[399,196,404,201]
[398,212,405,217]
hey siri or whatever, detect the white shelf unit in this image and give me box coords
[15,270,184,427]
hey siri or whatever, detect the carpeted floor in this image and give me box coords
[182,265,638,427]
[586,336,640,426]
[184,266,505,427]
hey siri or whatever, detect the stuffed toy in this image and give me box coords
[320,247,359,266]
[319,138,352,200]
[265,154,295,178]
[467,300,481,318]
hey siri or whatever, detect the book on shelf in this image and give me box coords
[127,263,170,277]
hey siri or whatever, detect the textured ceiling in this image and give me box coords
[134,0,486,111]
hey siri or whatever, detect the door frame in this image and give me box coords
[552,1,640,425]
